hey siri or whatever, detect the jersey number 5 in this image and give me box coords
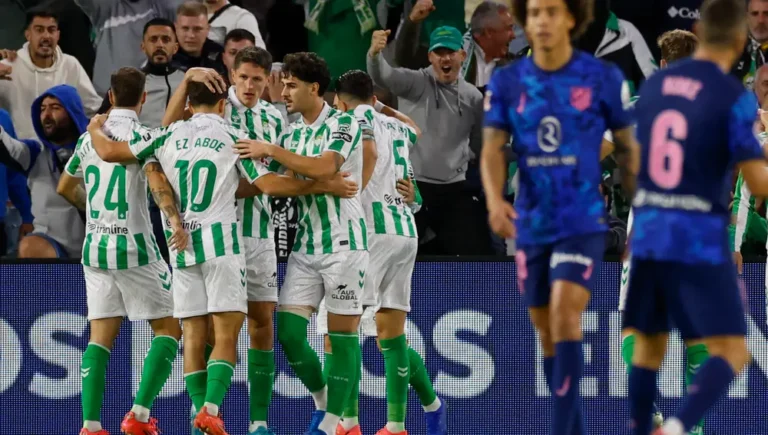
[649,109,686,189]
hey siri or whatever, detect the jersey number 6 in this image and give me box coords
[649,109,686,189]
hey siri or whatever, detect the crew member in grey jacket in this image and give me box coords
[367,25,492,255]
[98,18,185,128]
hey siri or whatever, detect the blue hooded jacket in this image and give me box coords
[0,110,33,223]
[26,85,89,174]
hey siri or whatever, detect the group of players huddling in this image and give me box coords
[61,0,764,434]
[482,0,765,434]
[63,37,447,435]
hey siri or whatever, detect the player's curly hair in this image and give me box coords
[512,0,594,39]
[657,30,698,63]
[282,52,331,97]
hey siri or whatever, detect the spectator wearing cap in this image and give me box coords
[98,18,185,129]
[204,0,266,50]
[173,1,226,75]
[221,29,256,86]
[396,0,515,89]
[368,26,492,255]
[73,0,184,96]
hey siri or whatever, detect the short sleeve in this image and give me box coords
[484,70,511,132]
[602,66,632,131]
[326,114,360,159]
[238,157,272,184]
[130,125,171,161]
[64,134,87,177]
[353,105,376,141]
[728,91,764,164]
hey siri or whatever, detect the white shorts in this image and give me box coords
[279,250,368,315]
[316,300,410,336]
[244,237,278,302]
[85,261,174,321]
[618,209,634,312]
[361,235,417,312]
[172,255,247,318]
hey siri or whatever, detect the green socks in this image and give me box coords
[277,312,326,394]
[81,343,111,424]
[622,334,635,374]
[382,335,409,424]
[326,333,360,416]
[204,359,235,415]
[687,343,710,435]
[185,370,208,413]
[408,347,437,407]
[248,349,275,423]
[134,336,179,409]
[342,344,362,420]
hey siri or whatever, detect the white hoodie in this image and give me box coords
[0,43,101,140]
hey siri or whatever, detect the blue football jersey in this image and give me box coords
[485,50,631,245]
[631,59,764,264]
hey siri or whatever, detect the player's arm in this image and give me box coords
[163,68,227,126]
[609,127,640,200]
[376,101,422,138]
[86,115,137,163]
[56,172,87,210]
[236,141,344,181]
[144,161,188,251]
[357,111,377,190]
[0,124,36,173]
[253,172,358,198]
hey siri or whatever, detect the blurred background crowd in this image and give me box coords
[1,0,768,260]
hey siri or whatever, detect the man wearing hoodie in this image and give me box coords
[0,84,89,258]
[367,26,490,255]
[0,10,100,140]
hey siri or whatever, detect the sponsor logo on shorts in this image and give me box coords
[550,253,594,280]
[240,269,247,287]
[268,272,277,288]
[332,283,359,305]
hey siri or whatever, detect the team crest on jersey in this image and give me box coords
[570,86,592,111]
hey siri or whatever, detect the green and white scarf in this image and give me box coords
[460,29,475,79]
[305,0,377,35]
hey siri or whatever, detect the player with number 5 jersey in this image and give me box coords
[57,67,187,435]
[481,1,641,433]
[624,1,768,434]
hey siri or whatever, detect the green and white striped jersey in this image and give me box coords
[130,113,270,269]
[353,105,422,238]
[64,109,163,270]
[276,103,367,254]
[226,88,286,240]
[730,131,767,251]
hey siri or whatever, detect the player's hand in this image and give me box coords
[184,67,227,94]
[369,30,391,58]
[0,63,11,80]
[733,251,743,275]
[167,224,188,252]
[488,199,517,239]
[234,139,272,159]
[87,114,107,132]
[322,171,359,198]
[18,223,34,241]
[0,49,17,62]
[396,178,416,203]
[267,70,284,103]
[409,0,436,22]
[759,109,768,132]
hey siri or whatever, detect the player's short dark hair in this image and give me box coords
[698,0,748,46]
[110,67,146,107]
[283,52,331,96]
[225,29,256,46]
[335,70,375,102]
[657,30,698,63]
[143,18,176,37]
[176,1,208,19]
[187,81,226,107]
[26,9,58,28]
[471,1,509,35]
[512,0,593,38]
[233,46,272,72]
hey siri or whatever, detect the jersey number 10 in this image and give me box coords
[649,109,686,189]
[175,159,217,213]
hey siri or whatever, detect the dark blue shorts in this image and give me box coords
[516,232,605,308]
[622,259,747,340]
[28,232,68,258]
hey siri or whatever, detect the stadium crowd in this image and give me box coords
[1,0,767,260]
